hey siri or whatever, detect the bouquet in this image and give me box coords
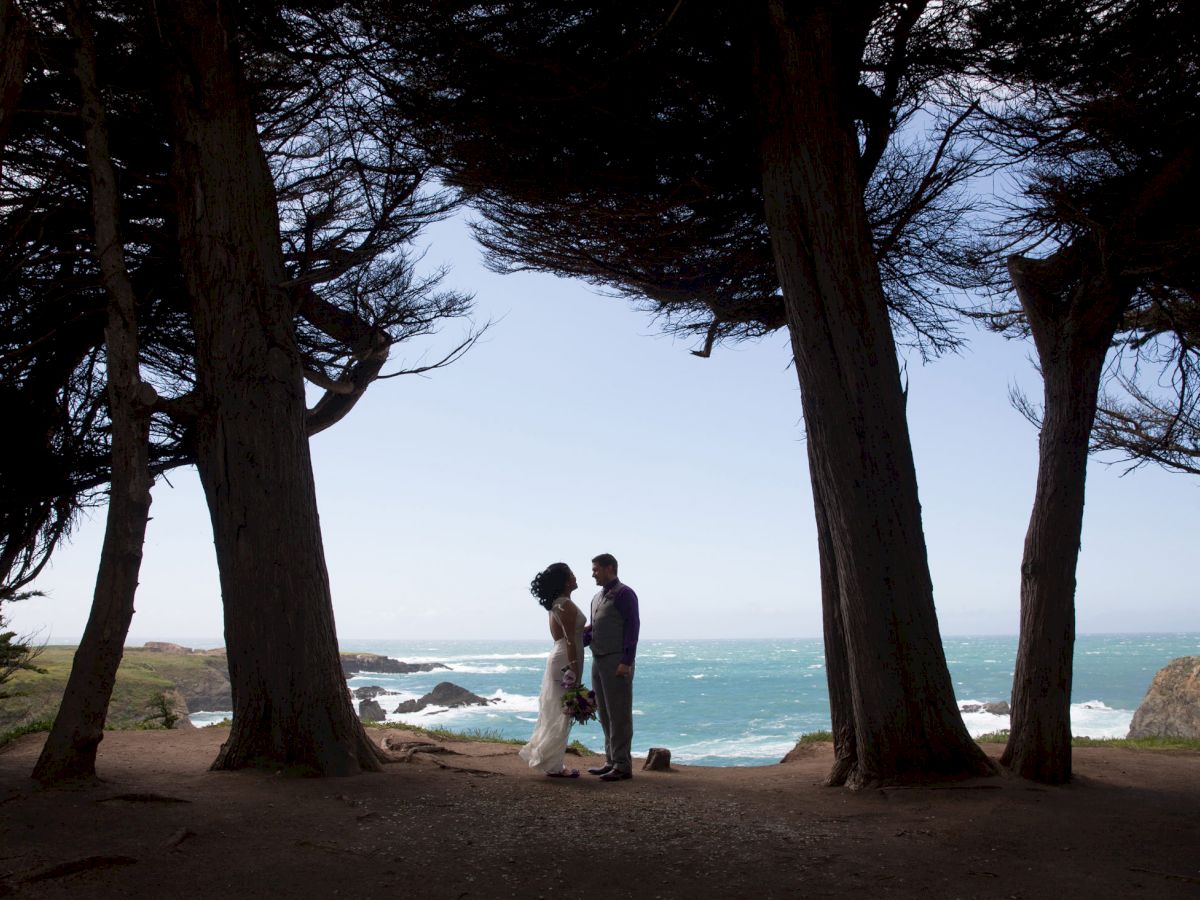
[559,667,597,724]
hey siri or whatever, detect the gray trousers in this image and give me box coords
[591,652,634,773]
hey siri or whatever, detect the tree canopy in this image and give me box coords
[370,0,985,358]
[0,0,478,592]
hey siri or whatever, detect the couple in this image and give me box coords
[518,553,640,781]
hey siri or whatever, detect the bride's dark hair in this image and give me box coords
[530,562,572,610]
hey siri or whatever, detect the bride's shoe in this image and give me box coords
[546,767,580,778]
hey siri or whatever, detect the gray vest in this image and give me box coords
[589,584,626,657]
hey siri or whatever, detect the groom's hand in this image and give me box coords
[615,663,631,678]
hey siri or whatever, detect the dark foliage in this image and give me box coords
[0,2,477,590]
[967,0,1200,440]
[366,1,987,358]
[0,588,45,698]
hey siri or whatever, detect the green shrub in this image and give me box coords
[974,730,1011,743]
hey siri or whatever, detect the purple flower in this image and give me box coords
[560,682,598,723]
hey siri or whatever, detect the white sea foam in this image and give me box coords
[188,711,232,727]
[390,652,549,665]
[670,735,798,763]
[957,699,1134,739]
[1070,700,1134,738]
[440,663,542,675]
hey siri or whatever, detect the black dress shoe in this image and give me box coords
[587,764,613,776]
[599,769,632,781]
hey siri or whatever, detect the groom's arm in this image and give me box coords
[614,586,640,667]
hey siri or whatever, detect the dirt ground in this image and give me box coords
[1,727,1198,899]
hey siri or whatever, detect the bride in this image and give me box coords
[519,562,586,778]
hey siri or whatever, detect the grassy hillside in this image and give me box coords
[0,646,229,731]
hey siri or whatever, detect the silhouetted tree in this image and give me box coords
[966,0,1200,781]
[2,0,477,778]
[1093,376,1200,476]
[30,0,155,784]
[1091,293,1200,476]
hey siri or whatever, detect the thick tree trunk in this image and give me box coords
[810,449,856,785]
[33,0,154,784]
[151,0,381,775]
[0,0,30,174]
[757,3,990,787]
[1001,250,1128,783]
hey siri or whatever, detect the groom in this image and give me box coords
[583,553,640,782]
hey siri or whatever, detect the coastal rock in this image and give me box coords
[168,657,233,713]
[960,701,1011,715]
[353,686,393,700]
[132,646,233,713]
[1127,656,1200,739]
[161,687,194,728]
[358,699,387,722]
[393,682,497,714]
[340,653,451,677]
[142,642,194,654]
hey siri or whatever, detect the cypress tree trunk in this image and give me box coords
[152,0,381,775]
[33,0,154,785]
[0,0,29,175]
[757,2,991,787]
[810,451,856,785]
[0,0,30,171]
[1001,249,1128,783]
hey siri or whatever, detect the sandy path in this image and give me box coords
[1,728,1198,898]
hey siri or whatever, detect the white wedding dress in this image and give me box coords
[519,598,586,774]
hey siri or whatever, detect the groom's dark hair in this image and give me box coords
[592,553,618,572]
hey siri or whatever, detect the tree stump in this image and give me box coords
[644,747,672,771]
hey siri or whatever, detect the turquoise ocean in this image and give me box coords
[190,633,1200,766]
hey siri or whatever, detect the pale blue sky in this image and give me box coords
[10,213,1198,644]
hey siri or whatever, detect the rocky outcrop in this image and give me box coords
[140,642,224,656]
[393,682,497,714]
[780,736,829,763]
[340,653,451,677]
[141,642,195,654]
[960,701,1011,716]
[1127,656,1200,739]
[158,687,194,729]
[134,645,232,713]
[353,686,394,700]
[168,659,233,712]
[358,699,387,722]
